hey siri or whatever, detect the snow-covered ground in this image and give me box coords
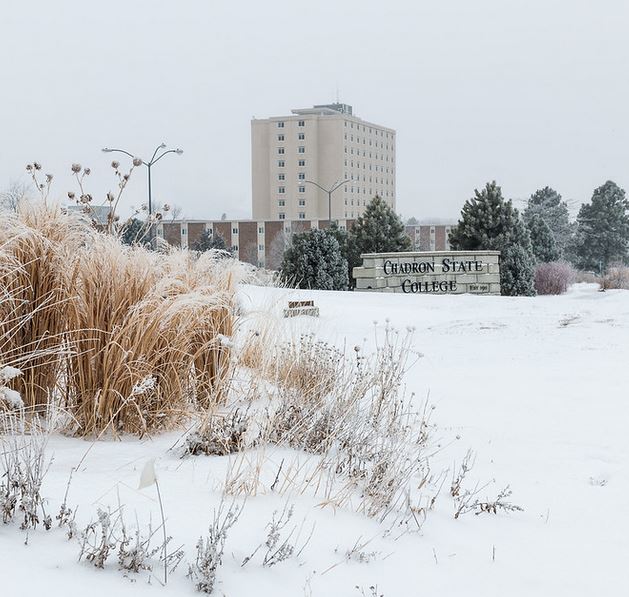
[2,283,628,596]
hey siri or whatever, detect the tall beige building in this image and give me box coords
[251,103,396,222]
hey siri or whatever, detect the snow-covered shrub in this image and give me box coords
[0,418,51,530]
[183,409,254,456]
[78,506,178,574]
[534,261,576,295]
[602,263,629,289]
[241,502,313,568]
[188,499,243,594]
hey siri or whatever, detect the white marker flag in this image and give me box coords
[138,458,157,489]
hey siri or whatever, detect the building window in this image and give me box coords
[258,244,264,251]
[278,186,285,193]
[277,121,284,128]
[298,186,305,193]
[278,160,285,167]
[298,159,306,167]
[298,172,305,180]
[278,199,285,206]
[258,226,264,233]
[298,120,305,127]
[279,213,285,220]
[298,212,305,219]
[278,173,285,180]
[298,133,305,140]
[278,147,285,155]
[277,134,284,141]
[232,227,238,234]
[298,199,305,206]
[298,146,305,153]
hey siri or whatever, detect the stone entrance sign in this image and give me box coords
[353,251,501,295]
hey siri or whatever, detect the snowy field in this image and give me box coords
[2,283,628,596]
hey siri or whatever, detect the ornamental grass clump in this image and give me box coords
[0,201,239,435]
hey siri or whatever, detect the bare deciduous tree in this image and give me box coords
[0,180,30,211]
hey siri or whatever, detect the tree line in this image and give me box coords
[278,181,629,295]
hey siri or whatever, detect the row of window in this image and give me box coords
[278,212,306,220]
[277,159,306,167]
[344,121,391,138]
[277,120,305,128]
[344,147,391,161]
[278,199,306,206]
[278,146,306,155]
[278,173,306,181]
[344,160,394,173]
[278,186,306,193]
[277,133,305,141]
[276,119,392,140]
[343,135,393,150]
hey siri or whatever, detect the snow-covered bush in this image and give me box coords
[534,261,576,295]
[241,502,313,568]
[188,499,243,594]
[602,263,629,289]
[0,417,51,530]
[500,244,536,296]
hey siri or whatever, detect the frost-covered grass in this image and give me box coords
[1,282,627,596]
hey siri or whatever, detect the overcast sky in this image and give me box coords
[2,0,629,221]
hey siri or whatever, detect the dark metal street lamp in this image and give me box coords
[101,143,183,216]
[304,178,350,223]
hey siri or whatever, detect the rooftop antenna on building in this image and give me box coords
[335,84,340,103]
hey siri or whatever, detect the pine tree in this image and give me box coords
[523,187,574,258]
[527,214,560,263]
[120,218,150,246]
[449,181,535,295]
[280,228,348,290]
[573,180,629,272]
[500,244,536,296]
[191,229,230,253]
[347,196,411,284]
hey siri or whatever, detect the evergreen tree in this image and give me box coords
[449,181,535,295]
[573,180,629,272]
[500,244,536,296]
[280,228,348,290]
[191,229,230,253]
[523,187,574,257]
[347,196,411,284]
[527,214,560,263]
[120,218,150,246]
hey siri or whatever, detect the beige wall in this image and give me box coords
[251,107,396,222]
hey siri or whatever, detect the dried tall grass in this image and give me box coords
[0,202,239,435]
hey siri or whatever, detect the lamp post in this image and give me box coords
[102,143,183,216]
[304,178,350,223]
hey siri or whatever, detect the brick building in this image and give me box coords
[158,219,453,269]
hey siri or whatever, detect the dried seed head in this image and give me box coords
[132,157,143,167]
[26,164,33,171]
[45,173,53,183]
[111,160,120,169]
[106,192,114,202]
[162,203,170,211]
[33,162,42,170]
[67,191,75,199]
[71,163,82,173]
[84,167,91,175]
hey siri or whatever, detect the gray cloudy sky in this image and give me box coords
[2,0,628,221]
